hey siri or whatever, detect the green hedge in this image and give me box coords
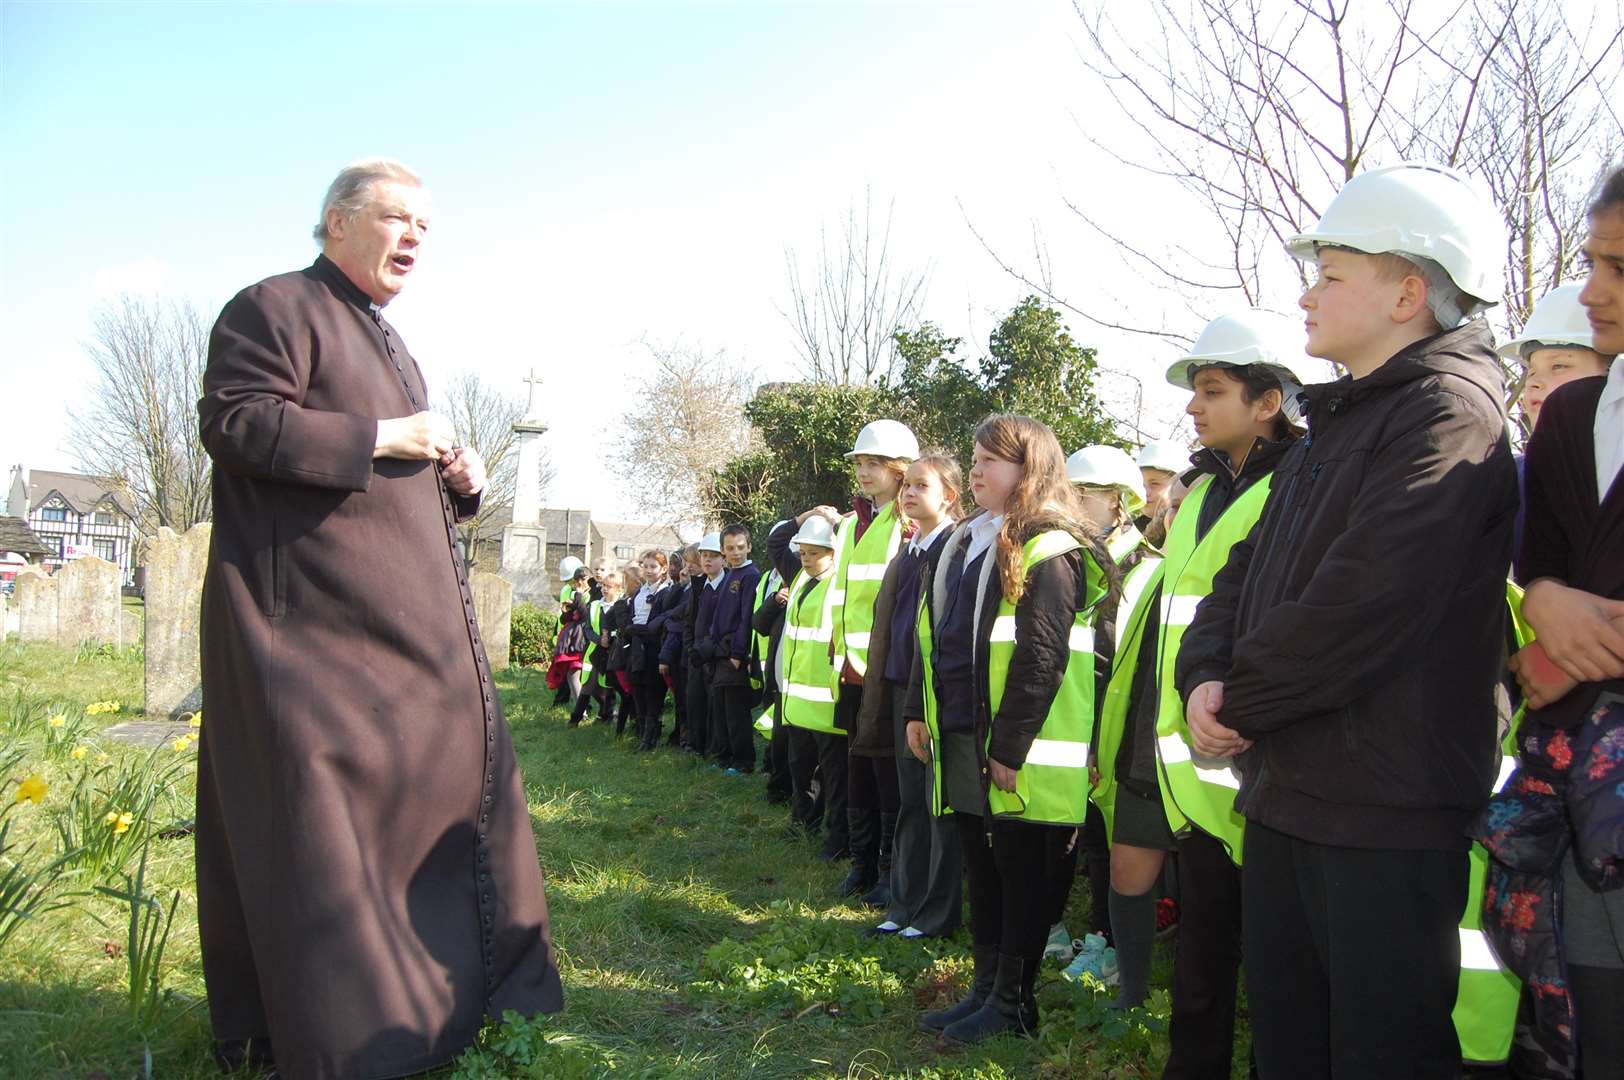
[510,603,559,667]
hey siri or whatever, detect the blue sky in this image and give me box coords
[2,1,1201,520]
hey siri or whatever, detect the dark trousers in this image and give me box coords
[633,672,666,746]
[887,692,962,935]
[848,752,899,812]
[957,812,1066,964]
[764,695,792,798]
[1242,819,1467,1080]
[1081,802,1111,938]
[816,733,849,853]
[710,683,755,771]
[1165,828,1244,1080]
[684,664,711,753]
[786,724,825,829]
[670,663,687,745]
[1042,826,1081,929]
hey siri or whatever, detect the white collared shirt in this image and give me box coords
[962,513,1005,573]
[908,518,953,557]
[705,570,726,590]
[632,580,667,624]
[1596,357,1624,501]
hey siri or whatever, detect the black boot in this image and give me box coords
[919,944,999,1033]
[837,808,878,896]
[861,811,897,909]
[940,952,1039,1044]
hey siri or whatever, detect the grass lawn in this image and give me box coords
[0,639,1213,1078]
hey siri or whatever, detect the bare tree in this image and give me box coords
[980,0,1620,419]
[611,341,756,528]
[437,371,550,567]
[67,294,212,536]
[781,190,930,385]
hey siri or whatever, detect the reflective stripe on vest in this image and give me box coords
[1106,525,1144,565]
[1088,557,1165,839]
[780,570,842,735]
[983,530,1109,826]
[749,569,779,691]
[1452,581,1531,1065]
[1153,473,1272,863]
[580,599,605,679]
[830,503,904,677]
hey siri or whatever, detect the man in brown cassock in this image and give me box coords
[195,159,563,1079]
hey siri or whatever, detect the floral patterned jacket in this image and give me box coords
[1471,694,1624,1079]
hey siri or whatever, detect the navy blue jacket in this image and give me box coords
[658,580,693,668]
[685,575,724,671]
[710,562,762,689]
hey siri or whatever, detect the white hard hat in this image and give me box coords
[1066,446,1146,514]
[790,515,837,551]
[845,419,920,461]
[1285,163,1506,307]
[559,555,584,578]
[697,532,723,553]
[1135,439,1191,476]
[1166,309,1313,424]
[1497,284,1595,362]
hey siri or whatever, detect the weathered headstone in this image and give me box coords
[0,588,8,639]
[120,607,143,650]
[56,556,121,647]
[15,567,57,643]
[472,571,513,672]
[145,524,211,721]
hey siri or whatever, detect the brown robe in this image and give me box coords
[195,256,562,1080]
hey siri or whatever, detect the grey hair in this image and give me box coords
[312,158,421,243]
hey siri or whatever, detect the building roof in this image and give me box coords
[22,469,135,518]
[472,504,603,548]
[595,520,684,553]
[0,515,54,557]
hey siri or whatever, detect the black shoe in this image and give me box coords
[838,859,878,897]
[861,881,891,909]
[920,945,998,1033]
[940,953,1038,1045]
[816,842,849,861]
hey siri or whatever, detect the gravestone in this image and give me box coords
[56,556,121,647]
[15,568,57,643]
[472,571,514,672]
[145,524,211,721]
[120,607,143,650]
[0,589,8,638]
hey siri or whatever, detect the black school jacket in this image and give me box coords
[904,515,1113,774]
[1176,321,1518,851]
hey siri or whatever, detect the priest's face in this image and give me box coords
[325,179,431,306]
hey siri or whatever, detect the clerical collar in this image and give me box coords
[310,254,377,312]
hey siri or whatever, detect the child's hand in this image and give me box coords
[905,721,932,763]
[988,759,1018,793]
[1186,680,1250,758]
[1522,580,1624,683]
[1510,641,1579,710]
[774,588,790,605]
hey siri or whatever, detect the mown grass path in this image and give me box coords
[2,644,1189,1078]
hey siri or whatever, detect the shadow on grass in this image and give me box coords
[0,978,234,1080]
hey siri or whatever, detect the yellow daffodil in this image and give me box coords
[188,712,203,729]
[104,810,134,834]
[95,752,110,765]
[48,714,66,728]
[171,737,191,752]
[70,745,89,760]
[14,774,48,805]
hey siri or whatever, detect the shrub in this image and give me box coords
[510,604,558,667]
